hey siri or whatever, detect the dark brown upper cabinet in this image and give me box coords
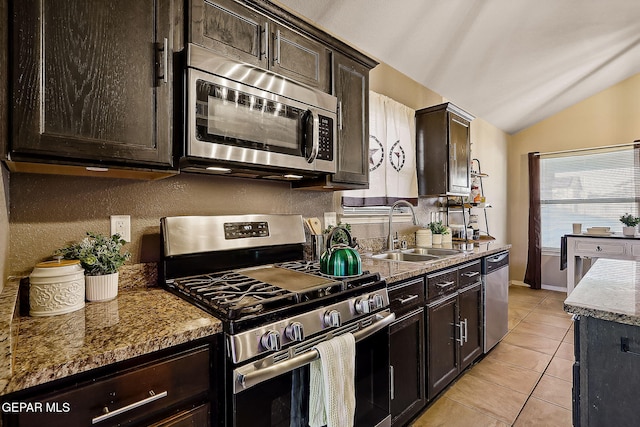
[190,0,330,93]
[8,0,175,177]
[191,0,268,69]
[416,102,475,196]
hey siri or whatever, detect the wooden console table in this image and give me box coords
[565,233,640,295]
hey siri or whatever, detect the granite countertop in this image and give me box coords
[564,258,640,326]
[0,242,510,397]
[363,241,511,284]
[0,279,222,397]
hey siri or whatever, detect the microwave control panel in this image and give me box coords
[316,116,334,161]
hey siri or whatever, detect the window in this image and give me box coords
[540,146,640,250]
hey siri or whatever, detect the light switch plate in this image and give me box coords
[110,215,131,242]
[324,212,337,228]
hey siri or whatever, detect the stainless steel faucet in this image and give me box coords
[387,200,418,251]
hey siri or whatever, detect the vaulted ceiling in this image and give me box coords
[274,0,640,134]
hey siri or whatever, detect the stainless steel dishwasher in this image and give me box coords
[482,251,509,353]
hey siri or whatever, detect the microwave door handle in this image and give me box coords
[305,109,319,163]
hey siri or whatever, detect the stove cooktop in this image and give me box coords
[165,261,382,333]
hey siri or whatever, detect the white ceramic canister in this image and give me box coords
[415,228,432,247]
[29,260,85,316]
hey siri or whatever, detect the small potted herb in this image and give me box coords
[620,213,640,236]
[428,221,449,245]
[56,232,131,301]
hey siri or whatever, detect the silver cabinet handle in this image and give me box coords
[261,22,269,60]
[436,281,455,288]
[92,390,168,424]
[397,294,418,304]
[463,318,468,343]
[274,29,281,64]
[338,100,343,130]
[390,365,395,400]
[462,271,479,278]
[455,321,464,345]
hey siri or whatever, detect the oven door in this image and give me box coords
[230,311,394,427]
[186,67,336,175]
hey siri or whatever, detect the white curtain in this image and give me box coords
[342,92,418,206]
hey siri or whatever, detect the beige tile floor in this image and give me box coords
[411,284,574,427]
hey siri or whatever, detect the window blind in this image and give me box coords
[540,146,640,249]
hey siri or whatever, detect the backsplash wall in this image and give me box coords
[8,172,335,275]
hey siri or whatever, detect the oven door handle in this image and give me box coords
[234,311,395,393]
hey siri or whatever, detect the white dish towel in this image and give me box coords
[309,333,356,427]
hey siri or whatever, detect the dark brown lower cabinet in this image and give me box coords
[426,281,483,401]
[458,282,483,371]
[426,292,459,400]
[2,340,217,427]
[390,308,426,426]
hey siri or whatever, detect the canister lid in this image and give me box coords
[30,259,84,278]
[35,260,80,268]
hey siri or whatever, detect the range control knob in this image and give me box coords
[286,322,305,342]
[324,310,341,328]
[260,330,281,351]
[354,297,371,315]
[370,293,385,310]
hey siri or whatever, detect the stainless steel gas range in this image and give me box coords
[160,214,394,427]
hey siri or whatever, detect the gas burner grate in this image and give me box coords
[171,271,298,320]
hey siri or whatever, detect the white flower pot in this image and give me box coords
[432,234,443,245]
[623,226,636,236]
[85,272,119,302]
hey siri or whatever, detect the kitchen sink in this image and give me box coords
[371,252,440,262]
[369,247,464,263]
[402,248,462,256]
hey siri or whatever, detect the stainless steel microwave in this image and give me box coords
[182,44,337,179]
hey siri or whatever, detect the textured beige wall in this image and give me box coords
[9,173,334,275]
[1,167,8,286]
[369,62,442,110]
[508,72,640,281]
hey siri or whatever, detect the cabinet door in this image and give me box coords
[448,112,471,194]
[11,0,173,167]
[270,23,331,93]
[458,282,483,371]
[426,293,458,400]
[332,53,369,186]
[390,308,426,426]
[190,0,268,69]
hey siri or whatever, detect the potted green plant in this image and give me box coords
[56,232,131,302]
[620,213,640,236]
[428,221,449,245]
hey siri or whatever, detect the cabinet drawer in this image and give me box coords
[574,240,626,257]
[426,268,458,302]
[18,346,210,427]
[388,277,425,316]
[458,260,481,288]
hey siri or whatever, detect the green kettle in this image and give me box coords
[320,226,362,277]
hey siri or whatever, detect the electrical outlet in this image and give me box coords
[110,215,131,242]
[324,212,337,228]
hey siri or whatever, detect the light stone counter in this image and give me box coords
[564,258,640,326]
[0,270,221,396]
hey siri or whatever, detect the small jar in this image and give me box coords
[29,260,85,316]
